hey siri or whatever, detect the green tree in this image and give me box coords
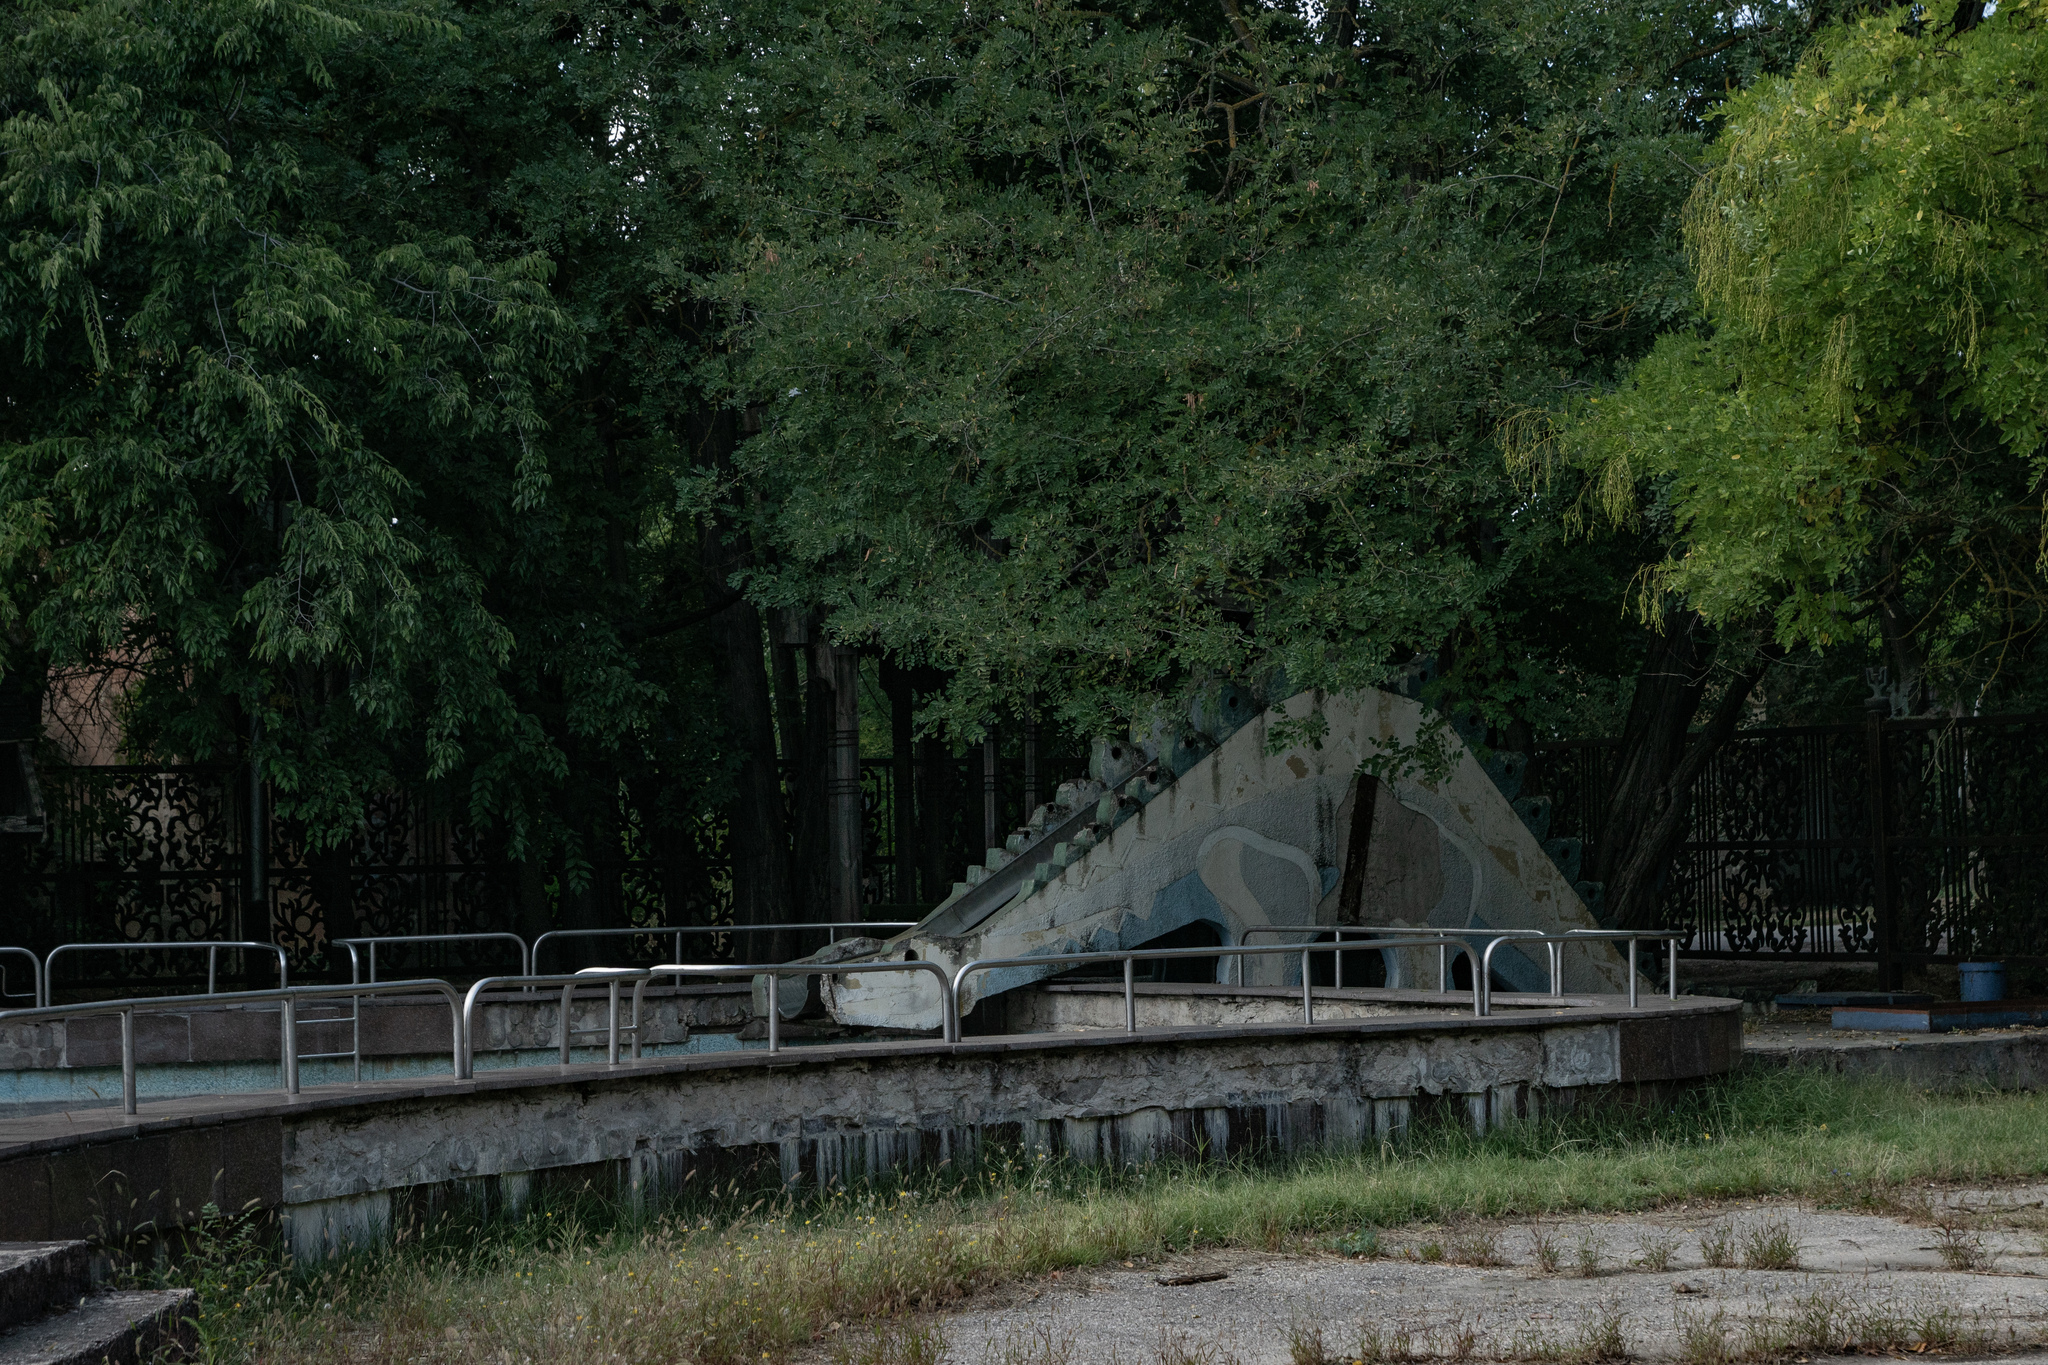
[682,0,1812,757]
[0,0,741,947]
[1550,0,2048,710]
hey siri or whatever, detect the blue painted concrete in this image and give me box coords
[0,1033,751,1112]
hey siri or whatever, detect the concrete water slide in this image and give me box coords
[817,688,1634,1032]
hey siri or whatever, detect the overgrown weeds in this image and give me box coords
[1934,1222,1992,1271]
[133,1071,2048,1363]
[1674,1286,1997,1363]
[1738,1217,1800,1271]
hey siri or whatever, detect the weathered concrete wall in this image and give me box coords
[1005,984,1593,1033]
[829,689,1631,1032]
[0,997,1740,1262]
[1747,1024,2048,1091]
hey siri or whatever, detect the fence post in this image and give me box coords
[1865,699,1897,991]
[1867,703,1892,994]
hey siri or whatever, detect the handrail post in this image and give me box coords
[559,983,575,1066]
[368,942,378,985]
[1668,936,1679,999]
[1549,942,1562,997]
[1122,957,1135,1033]
[1302,948,1314,1025]
[631,978,648,1060]
[766,971,780,1054]
[1438,944,1448,993]
[282,996,299,1095]
[207,945,217,995]
[120,1007,136,1116]
[607,978,621,1065]
[1628,938,1639,1009]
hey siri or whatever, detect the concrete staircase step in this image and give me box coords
[0,1245,93,1332]
[0,1288,194,1365]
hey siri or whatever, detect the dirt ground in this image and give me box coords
[870,1184,2048,1365]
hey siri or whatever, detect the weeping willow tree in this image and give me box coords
[1543,0,2048,704]
[1511,0,2048,927]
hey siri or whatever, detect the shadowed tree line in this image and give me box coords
[1,0,2040,942]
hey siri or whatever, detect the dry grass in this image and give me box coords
[1633,1231,1679,1272]
[1673,1285,1999,1363]
[1572,1230,1605,1278]
[134,1071,2048,1364]
[1737,1217,1799,1271]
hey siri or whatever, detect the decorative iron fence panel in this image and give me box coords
[1535,713,2048,966]
[1,766,730,992]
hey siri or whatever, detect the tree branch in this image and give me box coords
[1668,26,1774,74]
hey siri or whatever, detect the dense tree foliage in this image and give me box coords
[14,0,2035,936]
[1549,0,2048,710]
[681,0,1809,741]
[0,0,735,930]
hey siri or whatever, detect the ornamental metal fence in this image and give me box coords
[0,735,1079,994]
[1533,712,2048,978]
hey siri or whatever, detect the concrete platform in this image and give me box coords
[1746,1012,2048,1089]
[0,993,1740,1261]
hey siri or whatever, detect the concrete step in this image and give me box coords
[0,1288,194,1365]
[0,1245,93,1332]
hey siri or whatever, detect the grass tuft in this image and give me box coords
[1738,1217,1799,1271]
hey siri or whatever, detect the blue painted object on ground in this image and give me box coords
[1960,961,2006,1002]
[1833,998,2048,1033]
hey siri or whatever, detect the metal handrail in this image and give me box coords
[44,939,288,1004]
[339,933,531,984]
[0,979,461,1116]
[316,934,530,1083]
[460,970,661,1078]
[633,959,960,1054]
[1479,929,1683,1015]
[1236,923,1509,990]
[952,935,1482,1033]
[531,922,916,974]
[0,946,43,1008]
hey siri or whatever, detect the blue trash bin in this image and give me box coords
[1959,961,2006,1002]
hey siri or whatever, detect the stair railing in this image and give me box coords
[0,946,42,1007]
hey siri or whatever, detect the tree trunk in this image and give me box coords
[690,404,797,954]
[881,658,919,908]
[1586,614,1776,930]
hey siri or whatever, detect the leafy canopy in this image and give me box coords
[689,0,1808,740]
[1545,0,2048,690]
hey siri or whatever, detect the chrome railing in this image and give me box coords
[531,922,915,974]
[0,979,461,1116]
[1236,924,1489,990]
[631,959,958,1054]
[0,946,43,1008]
[339,932,531,984]
[44,939,288,1005]
[1479,929,1682,1014]
[0,930,1690,1116]
[950,935,1480,1033]
[323,933,532,1080]
[459,969,662,1078]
